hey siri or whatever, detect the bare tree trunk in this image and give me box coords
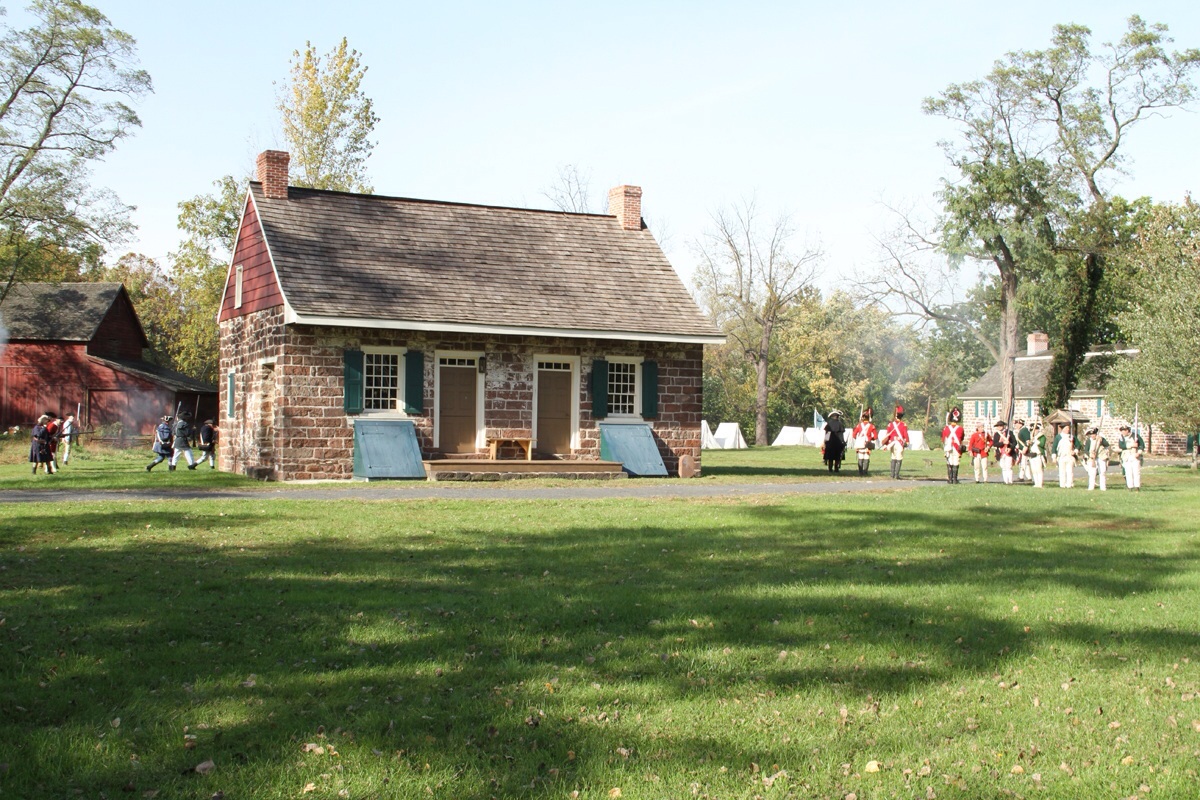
[754,321,772,445]
[999,267,1019,421]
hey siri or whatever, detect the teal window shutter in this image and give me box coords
[974,400,979,416]
[226,371,235,420]
[641,360,658,418]
[404,350,424,414]
[591,359,608,419]
[344,350,364,414]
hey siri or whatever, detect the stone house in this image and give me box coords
[217,151,723,480]
[960,331,1184,454]
[0,282,216,434]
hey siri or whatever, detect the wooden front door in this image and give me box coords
[536,362,573,455]
[438,359,478,454]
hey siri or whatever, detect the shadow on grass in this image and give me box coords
[1,498,1196,796]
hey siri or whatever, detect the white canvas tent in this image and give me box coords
[771,426,805,446]
[804,427,822,446]
[713,422,748,449]
[700,420,720,450]
[909,431,927,450]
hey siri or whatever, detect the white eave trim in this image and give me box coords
[282,306,726,345]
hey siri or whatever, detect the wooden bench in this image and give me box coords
[488,437,534,460]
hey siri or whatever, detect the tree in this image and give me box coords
[166,175,246,383]
[278,38,378,193]
[98,252,179,367]
[1106,200,1200,434]
[0,0,151,300]
[693,199,822,445]
[869,17,1200,420]
[542,164,595,213]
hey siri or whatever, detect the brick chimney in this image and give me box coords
[256,150,290,199]
[1027,331,1050,355]
[607,185,643,231]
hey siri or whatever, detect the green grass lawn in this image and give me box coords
[1,451,1199,798]
[0,439,953,491]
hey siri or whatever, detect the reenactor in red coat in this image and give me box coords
[968,422,991,483]
[851,408,878,476]
[880,405,911,480]
[941,406,966,484]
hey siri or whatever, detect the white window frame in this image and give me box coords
[234,264,244,308]
[533,354,580,450]
[604,355,643,422]
[360,346,408,418]
[433,350,484,449]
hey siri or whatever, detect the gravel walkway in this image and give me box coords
[0,477,924,504]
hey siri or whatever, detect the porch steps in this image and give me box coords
[423,459,627,482]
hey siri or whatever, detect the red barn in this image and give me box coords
[0,282,216,434]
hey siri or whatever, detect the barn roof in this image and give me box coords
[0,282,128,341]
[89,355,215,393]
[247,183,723,343]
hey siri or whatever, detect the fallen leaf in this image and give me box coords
[302,784,316,793]
[194,759,215,775]
[111,717,121,728]
[865,760,881,773]
[1108,721,1121,729]
[609,789,622,798]
[1121,756,1135,765]
[1011,764,1024,774]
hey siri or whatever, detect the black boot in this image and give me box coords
[947,465,954,484]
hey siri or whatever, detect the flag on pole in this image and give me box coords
[813,410,826,431]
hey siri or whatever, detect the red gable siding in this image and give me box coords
[219,197,283,322]
[88,289,147,361]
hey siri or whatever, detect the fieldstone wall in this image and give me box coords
[219,315,705,480]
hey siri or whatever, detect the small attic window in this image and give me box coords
[234,265,244,308]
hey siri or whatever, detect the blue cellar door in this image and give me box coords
[353,419,425,479]
[599,422,667,477]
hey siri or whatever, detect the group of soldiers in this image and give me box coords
[822,406,911,479]
[147,411,218,472]
[820,405,1145,491]
[939,407,1144,491]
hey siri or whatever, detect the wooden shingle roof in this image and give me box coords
[0,282,130,342]
[250,183,722,342]
[961,348,1136,399]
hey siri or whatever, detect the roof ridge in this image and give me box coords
[251,181,620,220]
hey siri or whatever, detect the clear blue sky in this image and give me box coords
[34,1,1200,285]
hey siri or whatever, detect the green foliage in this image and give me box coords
[0,0,150,297]
[278,38,379,193]
[167,175,247,383]
[1107,200,1200,432]
[922,15,1200,415]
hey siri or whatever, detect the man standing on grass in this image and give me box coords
[1014,419,1031,481]
[1117,423,1144,491]
[968,421,991,483]
[60,414,77,465]
[1083,426,1111,491]
[851,409,877,476]
[169,411,199,471]
[881,405,910,480]
[1026,422,1047,488]
[941,406,966,484]
[993,420,1019,485]
[1053,423,1080,489]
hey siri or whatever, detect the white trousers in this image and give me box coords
[170,446,196,467]
[1058,456,1075,488]
[973,455,989,483]
[1085,460,1107,491]
[999,455,1014,484]
[1123,454,1142,489]
[1029,455,1045,488]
